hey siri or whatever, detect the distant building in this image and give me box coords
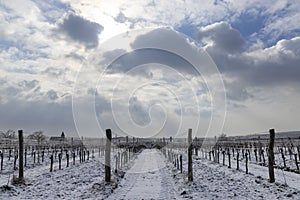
[49,132,66,142]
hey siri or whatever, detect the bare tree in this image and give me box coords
[28,131,46,164]
[0,129,16,139]
[28,131,46,145]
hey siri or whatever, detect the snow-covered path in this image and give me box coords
[108,149,181,200]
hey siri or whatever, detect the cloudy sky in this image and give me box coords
[0,0,299,138]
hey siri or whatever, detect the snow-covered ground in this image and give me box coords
[0,149,135,199]
[172,154,300,199]
[107,149,181,200]
[1,148,299,199]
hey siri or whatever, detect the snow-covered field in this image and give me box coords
[172,154,300,199]
[107,149,180,200]
[1,148,299,199]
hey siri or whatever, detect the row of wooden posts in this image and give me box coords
[164,129,277,183]
[13,128,278,184]
[0,148,93,172]
[13,129,133,183]
[162,129,194,182]
[204,130,299,173]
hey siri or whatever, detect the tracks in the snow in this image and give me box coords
[107,149,181,200]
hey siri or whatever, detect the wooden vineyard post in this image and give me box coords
[254,149,258,162]
[245,152,248,174]
[58,153,62,170]
[42,150,44,163]
[268,129,275,183]
[237,152,239,170]
[0,151,3,171]
[118,152,120,169]
[222,150,225,165]
[105,129,112,182]
[280,149,286,168]
[188,128,193,182]
[18,130,24,181]
[66,153,69,168]
[8,149,11,161]
[180,154,183,173]
[37,147,40,164]
[177,156,179,170]
[14,154,17,170]
[79,151,82,163]
[170,137,173,163]
[297,146,300,161]
[24,148,27,167]
[50,155,53,172]
[228,151,231,168]
[73,152,76,165]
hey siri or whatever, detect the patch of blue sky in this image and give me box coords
[232,4,300,47]
[231,10,267,47]
[7,68,37,75]
[31,0,71,24]
[19,47,49,60]
[0,39,48,61]
[0,40,14,51]
[176,22,198,40]
[175,22,205,48]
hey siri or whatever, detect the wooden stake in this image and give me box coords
[18,130,24,181]
[268,129,275,183]
[105,129,112,182]
[188,129,193,182]
[50,155,53,172]
[245,152,248,174]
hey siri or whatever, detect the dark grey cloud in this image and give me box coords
[57,13,103,48]
[5,86,20,96]
[18,80,39,90]
[99,29,203,77]
[225,81,254,101]
[105,48,197,77]
[0,89,112,136]
[0,99,77,136]
[198,21,245,53]
[115,12,128,23]
[47,89,58,100]
[197,22,300,102]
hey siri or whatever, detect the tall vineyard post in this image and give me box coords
[268,129,275,183]
[18,130,24,181]
[188,128,193,182]
[105,129,112,182]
